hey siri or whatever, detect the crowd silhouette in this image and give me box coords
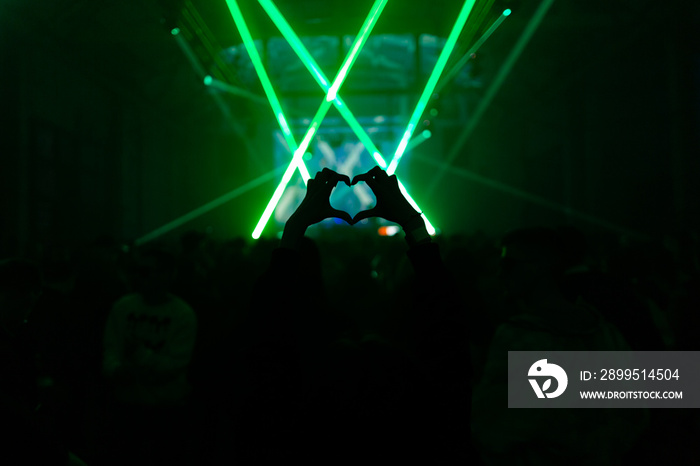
[1,167,699,465]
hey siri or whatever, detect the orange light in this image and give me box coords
[378,225,400,236]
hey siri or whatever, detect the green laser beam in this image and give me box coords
[134,166,286,246]
[405,129,432,152]
[251,0,388,239]
[412,153,649,241]
[172,30,208,78]
[204,75,269,105]
[184,0,240,86]
[427,0,554,201]
[328,0,388,102]
[251,128,316,239]
[256,0,436,235]
[173,24,264,173]
[386,0,476,176]
[435,8,511,95]
[224,0,310,182]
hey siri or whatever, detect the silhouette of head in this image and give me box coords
[181,230,206,255]
[500,227,563,298]
[133,248,176,299]
[556,225,588,272]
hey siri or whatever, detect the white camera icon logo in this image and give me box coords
[528,359,568,398]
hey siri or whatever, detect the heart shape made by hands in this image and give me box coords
[329,178,376,223]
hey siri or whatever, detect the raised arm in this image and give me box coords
[352,166,471,460]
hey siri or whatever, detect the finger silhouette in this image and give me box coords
[351,166,385,186]
[351,173,370,186]
[336,173,352,187]
[352,207,380,224]
[330,208,353,225]
[318,168,351,186]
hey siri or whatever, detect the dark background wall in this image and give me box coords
[410,0,700,239]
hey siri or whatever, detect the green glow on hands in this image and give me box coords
[386,0,477,176]
[224,0,310,183]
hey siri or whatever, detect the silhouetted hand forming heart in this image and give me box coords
[281,167,427,250]
[350,166,423,230]
[281,168,352,250]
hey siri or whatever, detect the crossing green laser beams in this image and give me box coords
[134,166,286,246]
[254,0,437,236]
[252,127,318,240]
[251,0,388,239]
[257,0,386,168]
[224,0,310,182]
[386,0,476,176]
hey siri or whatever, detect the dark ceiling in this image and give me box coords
[4,0,691,114]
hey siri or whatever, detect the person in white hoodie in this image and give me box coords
[102,248,198,466]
